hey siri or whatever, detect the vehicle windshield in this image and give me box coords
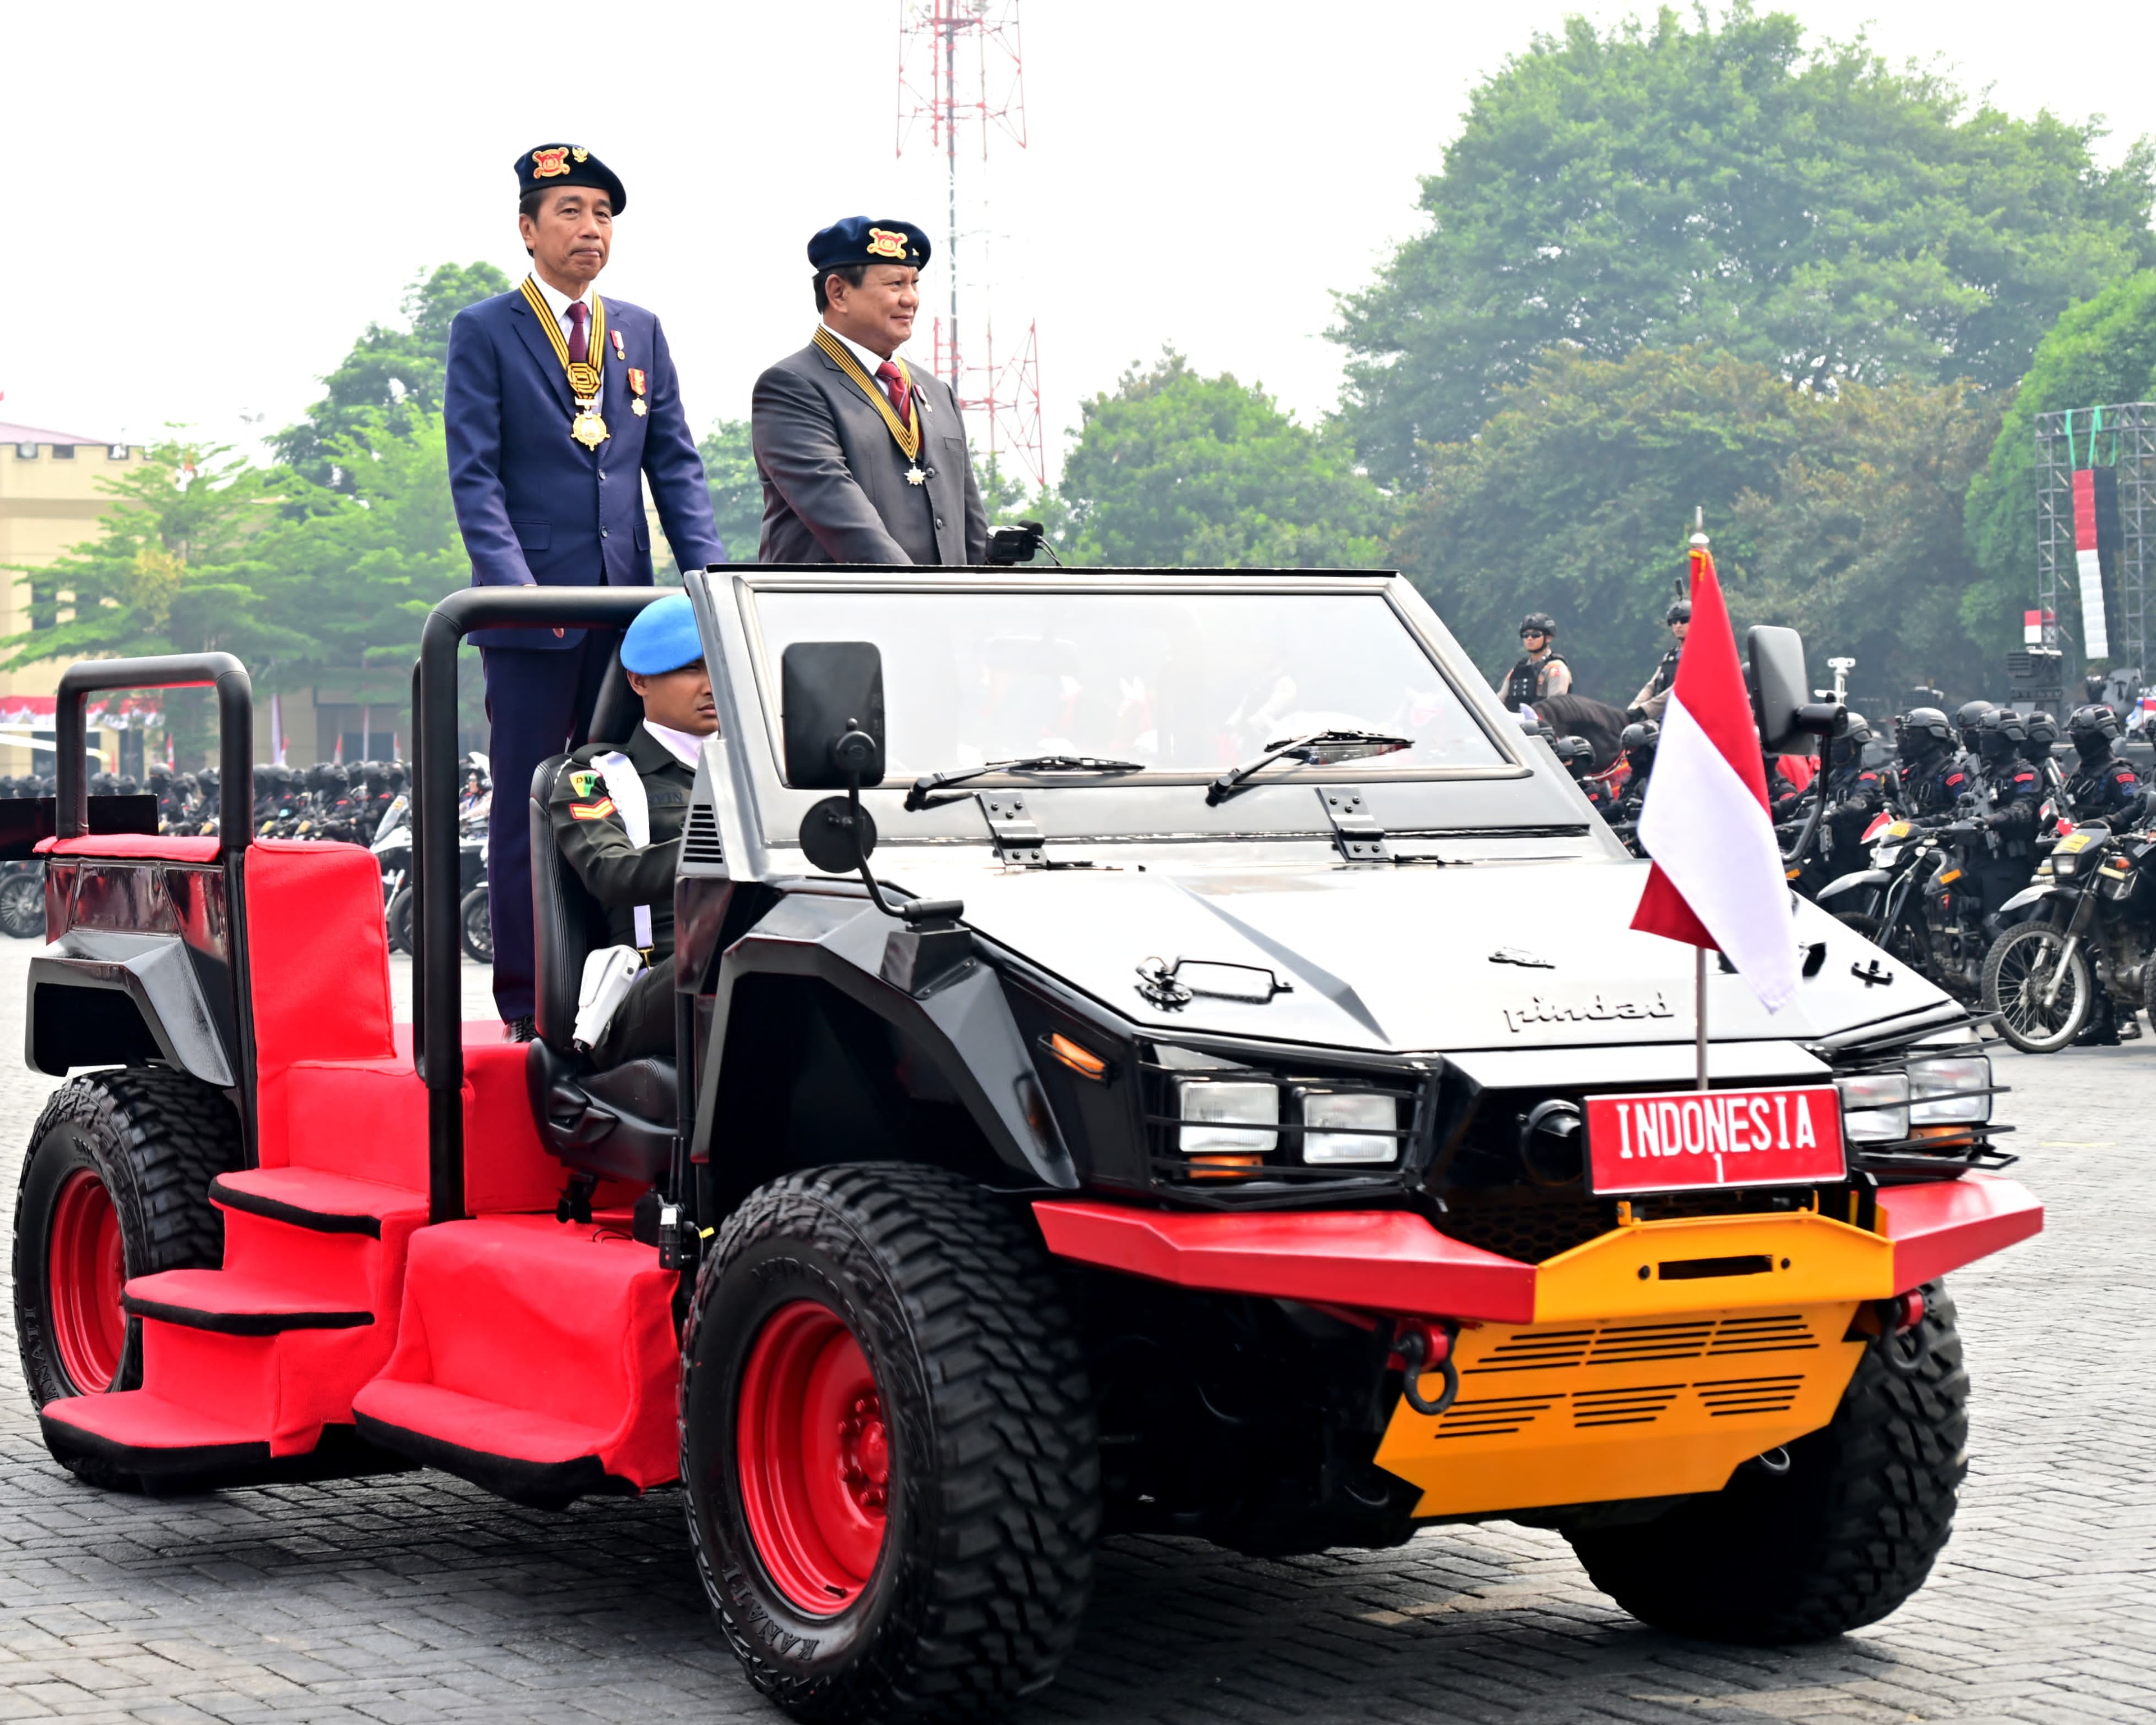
[752,588,1505,779]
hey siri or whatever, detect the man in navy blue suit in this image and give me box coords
[446,143,723,1037]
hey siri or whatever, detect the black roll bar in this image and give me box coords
[415,587,670,1224]
[57,654,253,857]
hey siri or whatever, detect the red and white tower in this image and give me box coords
[897,0,1045,489]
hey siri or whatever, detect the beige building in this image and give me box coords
[0,424,146,775]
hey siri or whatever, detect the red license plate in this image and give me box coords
[1585,1085,1846,1195]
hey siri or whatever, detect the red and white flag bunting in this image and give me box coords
[1631,538,1799,1012]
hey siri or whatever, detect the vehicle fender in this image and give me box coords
[694,892,1077,1189]
[27,928,235,1085]
[1996,882,2062,918]
[1816,869,1890,906]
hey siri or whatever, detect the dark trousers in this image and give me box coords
[593,966,674,1066]
[481,635,616,1021]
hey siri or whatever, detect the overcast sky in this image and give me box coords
[6,0,2154,486]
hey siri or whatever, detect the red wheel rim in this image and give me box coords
[737,1300,889,1615]
[48,1169,125,1393]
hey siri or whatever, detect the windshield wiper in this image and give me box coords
[906,754,1146,811]
[1205,728,1414,806]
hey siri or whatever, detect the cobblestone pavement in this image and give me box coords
[0,932,2148,1723]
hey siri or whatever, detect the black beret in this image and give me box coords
[515,143,627,215]
[808,216,931,273]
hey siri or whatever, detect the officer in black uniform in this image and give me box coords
[1895,708,1971,822]
[1611,721,1658,817]
[2063,704,2143,823]
[1627,599,1689,723]
[1499,613,1572,709]
[1938,708,2041,923]
[1818,713,1888,871]
[1551,733,1615,813]
[546,595,709,1066]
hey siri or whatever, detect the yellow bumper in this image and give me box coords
[1376,1210,1889,1518]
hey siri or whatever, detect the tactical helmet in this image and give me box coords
[1975,706,2027,757]
[1621,719,1660,766]
[1954,700,1997,752]
[1831,711,1874,768]
[1552,734,1593,776]
[2070,702,2123,759]
[1665,599,1692,626]
[1520,611,1557,640]
[1896,708,1953,756]
[2018,710,2060,763]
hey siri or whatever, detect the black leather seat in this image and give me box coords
[522,665,676,1188]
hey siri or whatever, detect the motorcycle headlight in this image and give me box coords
[1908,1055,1991,1125]
[1296,1089,1400,1164]
[1837,1072,1910,1143]
[1177,1079,1279,1154]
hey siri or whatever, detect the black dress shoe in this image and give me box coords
[505,1014,536,1043]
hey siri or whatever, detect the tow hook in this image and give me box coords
[1391,1318,1461,1417]
[1872,1289,1930,1379]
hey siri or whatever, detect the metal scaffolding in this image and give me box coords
[2035,401,2156,688]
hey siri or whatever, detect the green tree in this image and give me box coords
[272,261,510,485]
[1962,271,2156,662]
[1335,4,2155,482]
[697,418,763,563]
[1395,345,1997,704]
[1057,352,1394,567]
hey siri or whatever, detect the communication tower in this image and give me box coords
[897,0,1045,489]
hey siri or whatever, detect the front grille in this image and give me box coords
[1465,1313,1823,1376]
[1697,1375,1805,1417]
[681,806,724,866]
[1433,1394,1559,1439]
[1571,1385,1683,1428]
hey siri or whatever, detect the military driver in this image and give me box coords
[548,595,713,1066]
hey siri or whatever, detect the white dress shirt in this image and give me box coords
[531,273,604,408]
[644,718,711,766]
[820,320,922,419]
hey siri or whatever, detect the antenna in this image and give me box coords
[897,0,1046,489]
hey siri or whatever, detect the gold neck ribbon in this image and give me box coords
[813,326,921,462]
[521,276,610,446]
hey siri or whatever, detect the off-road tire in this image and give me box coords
[1982,920,2093,1053]
[0,869,44,939]
[681,1162,1099,1722]
[1566,1281,1967,1643]
[13,1069,243,1480]
[385,885,413,955]
[458,885,492,965]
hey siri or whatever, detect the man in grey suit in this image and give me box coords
[752,217,988,565]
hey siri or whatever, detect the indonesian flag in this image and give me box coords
[2072,468,2111,659]
[1631,539,1799,1012]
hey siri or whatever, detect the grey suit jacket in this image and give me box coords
[751,338,988,565]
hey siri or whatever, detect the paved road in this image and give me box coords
[0,932,2147,1724]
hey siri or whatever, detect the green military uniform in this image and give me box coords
[547,723,695,1064]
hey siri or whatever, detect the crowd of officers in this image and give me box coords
[0,761,417,845]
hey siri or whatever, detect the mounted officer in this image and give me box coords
[1500,613,1572,709]
[1626,599,1689,723]
[445,143,724,1039]
[752,217,987,565]
[2063,704,2143,824]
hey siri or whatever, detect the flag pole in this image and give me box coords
[1692,505,1709,1094]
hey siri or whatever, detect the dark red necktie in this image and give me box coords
[875,360,913,428]
[567,300,590,365]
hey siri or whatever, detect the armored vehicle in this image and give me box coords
[11,572,2039,1720]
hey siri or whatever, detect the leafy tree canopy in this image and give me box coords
[1335,3,2155,483]
[697,419,763,564]
[1963,270,2156,663]
[271,262,509,485]
[1396,345,1998,711]
[1057,352,1394,567]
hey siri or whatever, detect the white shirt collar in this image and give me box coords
[643,719,707,768]
[820,319,905,381]
[530,271,591,331]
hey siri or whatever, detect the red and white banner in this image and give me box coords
[2072,468,2110,659]
[1631,538,1800,1012]
[1586,1085,1846,1194]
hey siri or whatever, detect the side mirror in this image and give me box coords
[782,642,885,789]
[1748,625,1840,755]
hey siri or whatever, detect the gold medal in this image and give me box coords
[632,399,647,417]
[519,276,613,451]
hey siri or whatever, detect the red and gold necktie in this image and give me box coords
[874,360,913,429]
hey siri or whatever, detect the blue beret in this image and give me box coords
[515,143,627,215]
[621,594,702,676]
[808,216,931,273]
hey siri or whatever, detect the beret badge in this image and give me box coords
[531,147,572,180]
[866,227,910,260]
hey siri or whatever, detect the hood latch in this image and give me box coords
[1318,786,1390,864]
[979,791,1047,867]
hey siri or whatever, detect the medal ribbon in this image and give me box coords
[519,276,610,409]
[812,327,922,462]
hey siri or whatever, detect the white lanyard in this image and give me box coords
[592,751,654,950]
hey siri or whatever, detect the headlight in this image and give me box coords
[1177,1079,1279,1154]
[1908,1055,1990,1125]
[1297,1089,1400,1164]
[1837,1073,1910,1142]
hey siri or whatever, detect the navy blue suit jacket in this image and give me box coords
[445,286,723,651]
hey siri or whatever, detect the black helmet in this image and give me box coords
[1897,708,1953,757]
[1520,611,1557,640]
[1976,706,2026,757]
[1831,711,1874,767]
[1953,700,1995,752]
[2070,702,2122,757]
[1621,719,1660,765]
[2018,710,2059,762]
[1665,599,1692,626]
[1552,734,1593,776]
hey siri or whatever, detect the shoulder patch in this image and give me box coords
[569,797,617,821]
[568,770,601,798]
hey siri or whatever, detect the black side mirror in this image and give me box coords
[782,642,885,788]
[1749,625,1841,754]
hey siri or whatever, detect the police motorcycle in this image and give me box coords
[0,775,48,938]
[380,756,489,961]
[1980,705,2155,1051]
[1817,706,2036,1000]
